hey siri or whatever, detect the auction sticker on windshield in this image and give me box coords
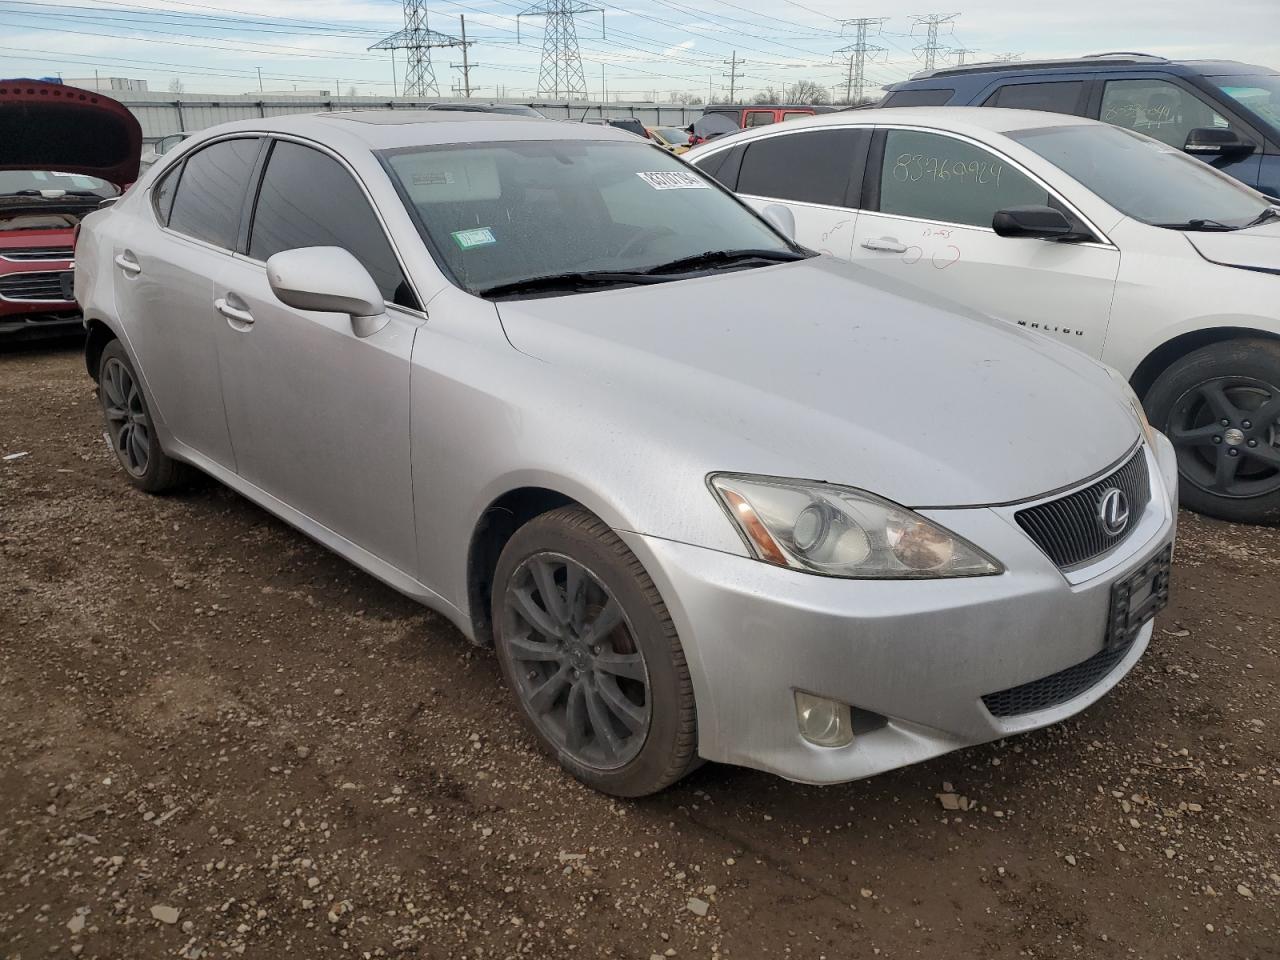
[452,227,497,249]
[636,171,709,190]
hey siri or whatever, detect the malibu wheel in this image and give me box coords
[98,340,189,493]
[1145,339,1280,525]
[492,506,698,796]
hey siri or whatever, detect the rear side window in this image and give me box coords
[781,111,812,121]
[689,144,745,189]
[151,162,181,224]
[880,88,955,107]
[983,81,1085,114]
[877,129,1049,228]
[167,138,261,249]
[737,129,864,207]
[249,140,414,308]
[744,111,776,127]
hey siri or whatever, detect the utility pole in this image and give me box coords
[834,17,886,105]
[370,0,470,97]
[518,1,605,99]
[256,66,263,92]
[448,15,477,97]
[722,51,742,102]
[910,13,959,72]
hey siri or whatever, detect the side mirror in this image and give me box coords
[761,203,796,240]
[266,246,387,338]
[1184,127,1255,157]
[992,205,1080,241]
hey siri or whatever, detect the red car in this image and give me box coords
[0,80,140,341]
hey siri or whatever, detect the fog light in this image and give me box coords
[795,691,854,748]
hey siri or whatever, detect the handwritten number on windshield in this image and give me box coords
[892,153,1003,188]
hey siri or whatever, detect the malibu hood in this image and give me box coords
[496,257,1140,507]
[0,80,141,186]
[1184,219,1280,273]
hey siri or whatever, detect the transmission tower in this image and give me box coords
[370,1,468,97]
[910,13,959,72]
[834,18,886,105]
[950,46,979,65]
[518,1,605,99]
[722,51,743,102]
[993,52,1023,62]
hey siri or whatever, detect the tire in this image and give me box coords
[1144,338,1280,525]
[491,506,698,797]
[97,339,190,494]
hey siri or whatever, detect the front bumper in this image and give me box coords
[622,435,1179,784]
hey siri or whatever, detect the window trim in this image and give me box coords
[866,123,1115,247]
[240,133,426,316]
[734,126,870,211]
[151,134,267,257]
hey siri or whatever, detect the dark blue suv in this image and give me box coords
[877,53,1280,198]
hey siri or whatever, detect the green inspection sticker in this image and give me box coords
[452,227,497,249]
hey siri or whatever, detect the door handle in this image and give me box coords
[214,297,255,326]
[113,252,141,275]
[860,237,908,254]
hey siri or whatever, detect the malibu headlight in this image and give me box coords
[710,474,1002,579]
[1105,366,1156,446]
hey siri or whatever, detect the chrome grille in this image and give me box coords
[0,247,73,262]
[1015,449,1150,569]
[0,270,71,302]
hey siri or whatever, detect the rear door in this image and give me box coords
[111,136,263,470]
[731,126,870,259]
[212,137,423,574]
[849,126,1120,359]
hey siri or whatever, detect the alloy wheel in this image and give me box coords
[101,357,151,478]
[1166,377,1280,499]
[502,552,651,770]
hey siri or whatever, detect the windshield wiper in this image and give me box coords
[1155,218,1237,232]
[1243,207,1280,229]
[637,248,809,275]
[475,270,670,299]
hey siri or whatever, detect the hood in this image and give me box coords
[1184,220,1280,274]
[0,80,142,186]
[496,257,1140,507]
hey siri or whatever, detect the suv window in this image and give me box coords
[744,111,776,127]
[249,140,415,308]
[877,129,1049,228]
[1100,79,1235,148]
[167,138,261,249]
[984,80,1085,114]
[737,129,863,206]
[881,89,954,107]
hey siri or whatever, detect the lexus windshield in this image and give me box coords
[1008,124,1270,230]
[382,139,801,297]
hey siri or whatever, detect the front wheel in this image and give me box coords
[1144,338,1280,524]
[492,506,698,797]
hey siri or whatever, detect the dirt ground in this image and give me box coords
[1,340,1277,960]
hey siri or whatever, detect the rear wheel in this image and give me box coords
[98,339,189,493]
[492,506,698,797]
[1144,338,1280,524]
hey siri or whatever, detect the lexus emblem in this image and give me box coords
[1098,488,1130,537]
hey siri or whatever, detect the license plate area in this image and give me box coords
[1106,544,1172,651]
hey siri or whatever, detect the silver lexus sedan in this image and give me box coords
[75,111,1179,796]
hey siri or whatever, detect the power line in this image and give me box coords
[518,0,604,99]
[834,17,886,104]
[910,13,958,72]
[370,1,470,97]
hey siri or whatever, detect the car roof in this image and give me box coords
[179,109,638,151]
[890,55,1276,88]
[689,105,1096,149]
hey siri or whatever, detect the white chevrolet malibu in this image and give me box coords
[71,110,1178,796]
[689,107,1280,525]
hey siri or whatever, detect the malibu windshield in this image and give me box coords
[382,140,799,297]
[1009,124,1269,230]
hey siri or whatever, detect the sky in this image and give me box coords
[0,0,1277,102]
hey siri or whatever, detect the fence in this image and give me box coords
[115,92,705,142]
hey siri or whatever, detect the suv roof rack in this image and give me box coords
[909,52,1171,81]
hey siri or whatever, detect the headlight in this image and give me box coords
[1106,366,1155,445]
[709,474,1002,579]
